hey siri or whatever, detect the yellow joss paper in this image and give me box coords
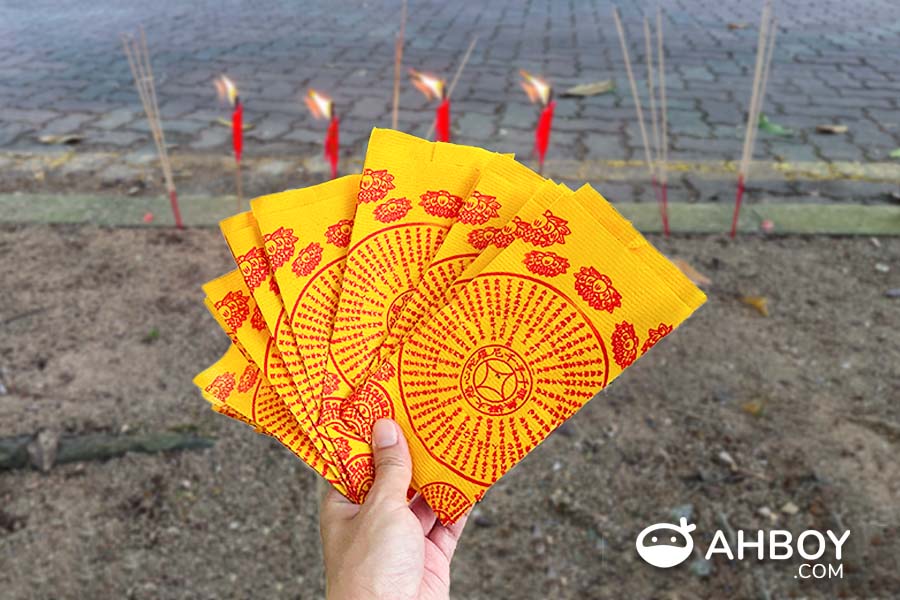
[201,272,347,492]
[194,344,333,479]
[335,185,706,523]
[324,129,493,401]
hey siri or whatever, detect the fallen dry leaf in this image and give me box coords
[560,80,615,98]
[816,124,848,135]
[38,134,83,145]
[672,258,712,287]
[727,22,749,30]
[215,118,254,131]
[741,400,766,417]
[740,296,769,316]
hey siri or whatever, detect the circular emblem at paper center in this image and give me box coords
[459,345,532,416]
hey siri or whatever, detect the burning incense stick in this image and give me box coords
[656,8,670,236]
[305,89,340,179]
[423,36,478,140]
[215,76,243,210]
[613,8,664,229]
[391,0,408,130]
[410,70,450,142]
[731,1,776,238]
[520,70,555,175]
[121,28,182,229]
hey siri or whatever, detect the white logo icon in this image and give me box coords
[636,517,697,568]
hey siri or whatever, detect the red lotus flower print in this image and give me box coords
[269,276,280,296]
[321,372,340,396]
[523,250,569,277]
[325,219,353,247]
[358,168,395,203]
[458,191,500,225]
[420,190,464,218]
[236,247,270,290]
[292,242,323,277]
[215,291,251,331]
[574,267,622,313]
[514,209,571,247]
[371,361,395,382]
[237,364,259,393]
[373,197,412,223]
[492,222,517,248]
[468,228,493,250]
[205,372,235,402]
[641,323,673,354]
[262,227,298,269]
[250,306,266,331]
[611,321,639,369]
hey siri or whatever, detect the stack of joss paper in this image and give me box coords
[194,129,706,524]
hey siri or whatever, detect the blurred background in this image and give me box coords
[0,1,898,598]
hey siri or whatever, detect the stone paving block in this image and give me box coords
[189,127,231,150]
[40,113,95,136]
[95,108,137,130]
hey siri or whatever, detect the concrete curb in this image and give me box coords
[2,193,898,235]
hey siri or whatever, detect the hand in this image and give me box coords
[320,419,468,600]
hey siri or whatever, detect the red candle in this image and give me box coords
[325,115,340,179]
[535,100,555,173]
[435,98,450,142]
[232,101,243,164]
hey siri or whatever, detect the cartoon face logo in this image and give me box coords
[635,517,696,568]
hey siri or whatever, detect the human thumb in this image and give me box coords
[366,418,412,505]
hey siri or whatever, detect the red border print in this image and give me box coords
[322,372,340,396]
[524,250,569,277]
[458,191,501,225]
[292,242,323,277]
[215,291,251,331]
[237,364,258,393]
[420,190,464,218]
[205,372,235,402]
[325,219,353,248]
[641,323,673,354]
[250,305,266,331]
[373,197,412,223]
[339,382,394,439]
[262,227,298,269]
[235,247,270,290]
[611,321,639,368]
[514,209,571,247]
[574,267,622,313]
[358,168,395,203]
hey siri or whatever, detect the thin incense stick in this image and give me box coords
[655,7,670,236]
[731,1,773,238]
[425,36,478,139]
[613,9,654,180]
[121,29,182,228]
[643,15,668,235]
[391,0,407,130]
[744,15,777,179]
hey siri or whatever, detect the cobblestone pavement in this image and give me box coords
[1,0,899,203]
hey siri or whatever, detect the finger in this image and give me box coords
[319,486,360,528]
[365,419,413,506]
[427,512,470,562]
[409,493,438,535]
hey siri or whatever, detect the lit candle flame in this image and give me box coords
[305,89,334,120]
[409,69,445,101]
[520,70,551,106]
[215,75,239,107]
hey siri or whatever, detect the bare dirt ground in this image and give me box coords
[1,224,898,599]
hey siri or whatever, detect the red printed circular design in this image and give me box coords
[292,242,323,277]
[574,266,622,313]
[420,190,464,218]
[524,250,569,277]
[325,219,353,247]
[236,247,270,289]
[215,291,250,331]
[329,223,447,388]
[373,197,412,223]
[611,321,639,368]
[458,191,500,225]
[338,381,394,439]
[346,453,375,503]
[420,482,472,525]
[358,168,395,203]
[262,227,298,269]
[398,273,609,486]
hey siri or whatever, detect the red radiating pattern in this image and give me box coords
[420,482,473,525]
[328,224,448,390]
[611,321,639,368]
[397,273,608,485]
